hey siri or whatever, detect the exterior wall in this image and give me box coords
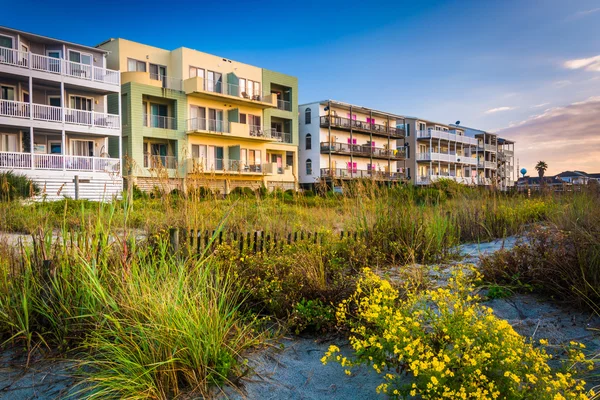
[99,37,298,193]
[116,82,187,180]
[298,102,321,185]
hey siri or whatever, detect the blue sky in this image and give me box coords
[4,0,600,173]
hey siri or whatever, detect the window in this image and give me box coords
[305,134,312,150]
[149,64,167,81]
[0,133,18,152]
[72,140,94,156]
[70,96,93,111]
[248,114,261,128]
[286,151,294,168]
[239,113,247,124]
[68,50,92,65]
[418,122,426,131]
[306,159,312,175]
[305,108,311,124]
[189,66,205,79]
[48,96,61,107]
[0,34,13,49]
[207,70,223,93]
[239,79,260,98]
[366,118,376,124]
[127,58,146,72]
[0,85,15,100]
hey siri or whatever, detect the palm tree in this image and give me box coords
[535,161,548,182]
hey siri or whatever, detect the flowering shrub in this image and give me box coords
[323,267,594,399]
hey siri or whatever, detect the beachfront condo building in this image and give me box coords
[0,26,123,200]
[400,118,515,190]
[298,100,407,189]
[97,38,298,194]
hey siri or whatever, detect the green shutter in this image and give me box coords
[227,108,239,124]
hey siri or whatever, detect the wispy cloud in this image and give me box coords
[531,102,549,108]
[497,97,600,174]
[553,80,572,88]
[564,55,600,72]
[569,7,600,20]
[485,106,515,114]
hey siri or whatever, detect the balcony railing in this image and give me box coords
[320,168,404,180]
[271,131,293,144]
[187,118,230,133]
[417,174,476,185]
[276,99,292,111]
[0,47,120,86]
[319,116,405,138]
[0,99,120,129]
[416,129,479,145]
[188,158,264,174]
[485,144,497,152]
[143,115,177,130]
[202,79,269,102]
[143,154,178,169]
[485,161,497,169]
[320,142,406,159]
[0,151,119,172]
[149,73,183,90]
[416,151,478,165]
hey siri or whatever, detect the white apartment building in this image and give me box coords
[401,118,515,189]
[0,26,122,200]
[299,100,406,188]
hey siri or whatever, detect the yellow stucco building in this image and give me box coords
[98,38,298,194]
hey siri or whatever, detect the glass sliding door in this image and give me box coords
[208,108,224,132]
[207,71,222,93]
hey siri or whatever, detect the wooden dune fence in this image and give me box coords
[168,228,363,255]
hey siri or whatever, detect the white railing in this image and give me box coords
[418,174,476,185]
[0,99,30,118]
[0,48,120,86]
[416,129,478,145]
[485,144,497,151]
[416,152,457,163]
[485,161,497,169]
[32,103,62,122]
[143,154,178,169]
[0,151,32,169]
[249,125,274,139]
[188,157,265,174]
[0,151,119,172]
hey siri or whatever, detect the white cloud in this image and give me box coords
[553,80,572,88]
[531,102,549,108]
[564,55,600,72]
[497,96,600,174]
[570,7,600,19]
[484,106,515,114]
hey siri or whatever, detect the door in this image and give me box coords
[208,109,224,132]
[0,133,18,152]
[0,35,14,64]
[191,144,207,169]
[207,71,222,93]
[272,154,283,174]
[150,104,168,128]
[151,143,167,167]
[190,106,206,130]
[214,146,224,170]
[47,50,61,73]
[72,140,94,156]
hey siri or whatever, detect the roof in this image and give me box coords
[517,176,565,185]
[587,173,600,178]
[299,100,404,119]
[555,170,589,178]
[0,25,109,54]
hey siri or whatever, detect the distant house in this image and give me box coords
[516,176,566,191]
[587,173,600,183]
[555,171,590,185]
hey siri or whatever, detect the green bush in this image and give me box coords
[0,171,39,201]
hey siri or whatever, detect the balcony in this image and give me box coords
[143,154,178,169]
[320,141,406,159]
[417,175,476,185]
[143,114,177,130]
[416,129,478,146]
[183,77,276,109]
[276,99,292,111]
[0,99,120,133]
[187,158,266,175]
[122,71,182,90]
[0,47,120,88]
[320,168,404,181]
[416,152,477,165]
[271,131,293,144]
[484,144,497,152]
[319,116,404,138]
[186,118,281,142]
[0,151,120,173]
[485,161,497,169]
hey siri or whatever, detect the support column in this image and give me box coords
[28,75,34,169]
[349,105,353,178]
[386,115,390,182]
[118,91,123,177]
[327,101,332,179]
